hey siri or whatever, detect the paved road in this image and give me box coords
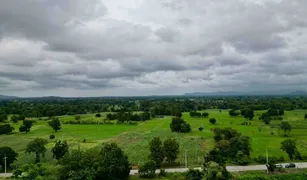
[129,162,307,175]
[2,162,307,177]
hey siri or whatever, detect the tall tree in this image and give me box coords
[25,138,48,163]
[149,137,164,167]
[0,147,18,171]
[163,138,179,164]
[280,121,292,136]
[280,139,297,160]
[97,143,131,180]
[244,109,254,120]
[48,117,61,132]
[19,120,34,133]
[51,140,69,160]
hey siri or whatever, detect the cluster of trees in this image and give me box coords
[139,137,179,178]
[212,128,252,165]
[189,111,209,118]
[280,139,302,160]
[12,139,131,180]
[19,120,35,133]
[259,109,284,124]
[170,117,191,133]
[106,111,151,122]
[0,146,18,171]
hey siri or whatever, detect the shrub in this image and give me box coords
[159,168,167,177]
[95,113,101,117]
[185,169,204,180]
[138,160,157,179]
[49,135,55,139]
[198,127,204,131]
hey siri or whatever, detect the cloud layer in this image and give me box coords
[0,0,307,97]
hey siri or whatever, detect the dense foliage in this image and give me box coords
[0,124,14,135]
[170,117,191,133]
[0,146,18,171]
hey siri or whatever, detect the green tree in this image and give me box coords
[170,117,191,133]
[244,109,254,120]
[281,139,297,160]
[149,137,164,167]
[19,120,34,133]
[95,113,101,117]
[51,140,69,160]
[96,143,131,180]
[278,109,284,116]
[280,121,292,136]
[229,109,239,117]
[0,124,14,135]
[48,117,61,132]
[0,111,8,123]
[305,113,307,120]
[11,115,19,123]
[0,147,18,171]
[266,161,277,173]
[209,118,217,124]
[202,112,209,118]
[26,138,48,163]
[138,160,156,178]
[163,138,179,164]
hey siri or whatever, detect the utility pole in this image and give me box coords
[266,148,269,173]
[185,150,187,168]
[3,155,7,174]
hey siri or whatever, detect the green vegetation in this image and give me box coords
[1,109,307,168]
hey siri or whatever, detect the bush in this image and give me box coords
[209,118,217,124]
[159,168,167,177]
[0,124,14,135]
[95,113,101,117]
[49,135,55,139]
[185,169,204,180]
[198,127,204,131]
[138,160,157,179]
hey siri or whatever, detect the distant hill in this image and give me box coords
[0,94,19,100]
[184,90,307,96]
[287,90,307,96]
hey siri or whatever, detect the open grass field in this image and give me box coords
[1,109,307,167]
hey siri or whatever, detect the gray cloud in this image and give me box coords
[0,0,307,97]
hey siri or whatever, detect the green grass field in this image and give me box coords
[1,110,307,167]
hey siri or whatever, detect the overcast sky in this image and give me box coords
[0,0,307,97]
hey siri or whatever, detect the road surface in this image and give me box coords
[1,162,307,177]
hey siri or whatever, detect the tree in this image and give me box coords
[278,109,284,116]
[0,147,18,171]
[244,109,254,120]
[202,112,209,118]
[25,138,48,163]
[95,113,101,117]
[96,143,131,180]
[229,109,239,117]
[19,120,34,133]
[0,124,14,135]
[209,118,217,124]
[11,115,19,123]
[198,127,204,131]
[138,160,156,178]
[149,137,164,167]
[48,117,61,132]
[18,115,26,121]
[281,139,297,160]
[280,121,292,136]
[163,138,179,164]
[305,113,307,120]
[170,117,191,133]
[0,111,8,123]
[52,140,69,160]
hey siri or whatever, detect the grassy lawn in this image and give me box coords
[1,110,307,167]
